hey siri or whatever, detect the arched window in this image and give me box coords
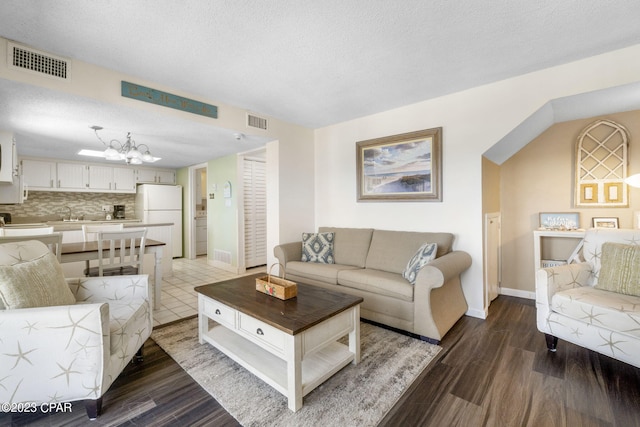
[576,119,629,207]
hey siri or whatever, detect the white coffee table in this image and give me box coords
[196,275,363,411]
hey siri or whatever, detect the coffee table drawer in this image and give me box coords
[238,313,286,353]
[203,298,236,328]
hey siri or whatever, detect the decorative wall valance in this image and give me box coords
[575,119,630,207]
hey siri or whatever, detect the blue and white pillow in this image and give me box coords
[402,242,438,284]
[301,232,335,264]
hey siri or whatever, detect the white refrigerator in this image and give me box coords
[135,184,183,257]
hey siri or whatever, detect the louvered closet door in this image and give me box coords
[244,159,267,268]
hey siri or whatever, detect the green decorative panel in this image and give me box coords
[121,81,218,119]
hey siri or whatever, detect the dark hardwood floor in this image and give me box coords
[3,296,639,426]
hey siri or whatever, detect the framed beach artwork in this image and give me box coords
[356,127,442,202]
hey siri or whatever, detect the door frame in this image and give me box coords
[484,212,501,307]
[185,162,208,260]
[236,148,267,273]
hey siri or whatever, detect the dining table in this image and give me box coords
[60,238,165,309]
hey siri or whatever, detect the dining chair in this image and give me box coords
[93,228,147,277]
[82,223,124,275]
[1,226,55,236]
[0,232,63,260]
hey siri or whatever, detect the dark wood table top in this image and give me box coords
[195,273,363,335]
[61,238,165,255]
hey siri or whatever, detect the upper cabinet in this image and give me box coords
[136,167,176,184]
[21,157,174,193]
[88,165,136,192]
[21,159,56,189]
[57,162,88,190]
[0,131,18,183]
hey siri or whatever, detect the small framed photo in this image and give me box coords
[539,212,580,230]
[592,217,619,229]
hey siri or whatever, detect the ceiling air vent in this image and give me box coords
[247,113,268,131]
[7,42,70,80]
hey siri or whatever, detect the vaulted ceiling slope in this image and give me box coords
[1,1,640,168]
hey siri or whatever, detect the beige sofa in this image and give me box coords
[536,228,640,368]
[274,227,471,342]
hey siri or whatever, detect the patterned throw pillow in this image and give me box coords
[301,232,335,264]
[402,242,438,285]
[596,242,640,297]
[0,251,75,309]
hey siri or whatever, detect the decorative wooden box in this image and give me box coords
[256,265,297,300]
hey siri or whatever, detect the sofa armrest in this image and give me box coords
[413,250,472,340]
[0,303,110,404]
[535,262,592,306]
[274,242,302,266]
[415,250,472,290]
[68,274,151,302]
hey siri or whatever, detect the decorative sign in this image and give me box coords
[121,81,218,119]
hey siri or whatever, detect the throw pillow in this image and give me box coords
[301,232,335,264]
[402,242,438,285]
[0,251,75,309]
[596,242,640,297]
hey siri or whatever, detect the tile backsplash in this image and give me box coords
[0,191,136,221]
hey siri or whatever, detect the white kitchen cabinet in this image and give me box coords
[87,165,136,192]
[21,157,143,193]
[21,159,56,189]
[196,216,207,255]
[87,165,112,190]
[136,167,176,184]
[113,167,136,191]
[57,162,88,190]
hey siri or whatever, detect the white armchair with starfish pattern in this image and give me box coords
[0,239,152,419]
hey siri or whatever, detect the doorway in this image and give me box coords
[485,212,501,305]
[243,157,267,268]
[194,167,208,256]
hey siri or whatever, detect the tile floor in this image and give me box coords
[153,256,266,327]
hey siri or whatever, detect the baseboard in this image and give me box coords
[465,307,488,319]
[499,287,535,300]
[210,259,240,274]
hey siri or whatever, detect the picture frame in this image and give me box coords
[539,212,580,230]
[592,217,619,229]
[356,127,442,202]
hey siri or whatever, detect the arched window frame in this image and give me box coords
[575,119,629,208]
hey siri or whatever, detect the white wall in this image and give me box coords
[314,43,640,318]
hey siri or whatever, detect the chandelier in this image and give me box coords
[90,126,157,165]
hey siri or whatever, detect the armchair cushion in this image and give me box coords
[551,286,640,339]
[596,242,640,297]
[0,250,75,309]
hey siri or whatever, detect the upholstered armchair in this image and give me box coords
[0,240,153,419]
[536,228,640,368]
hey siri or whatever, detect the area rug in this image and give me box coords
[151,317,441,427]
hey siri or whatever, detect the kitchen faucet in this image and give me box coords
[64,206,72,221]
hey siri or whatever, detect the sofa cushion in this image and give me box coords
[319,227,374,267]
[301,232,335,263]
[338,268,414,302]
[403,242,438,284]
[286,260,360,285]
[551,287,640,339]
[0,251,75,309]
[596,242,640,297]
[365,230,453,274]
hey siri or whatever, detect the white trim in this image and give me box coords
[499,287,535,300]
[465,307,487,320]
[186,162,208,260]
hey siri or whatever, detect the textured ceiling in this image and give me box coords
[1,1,640,168]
